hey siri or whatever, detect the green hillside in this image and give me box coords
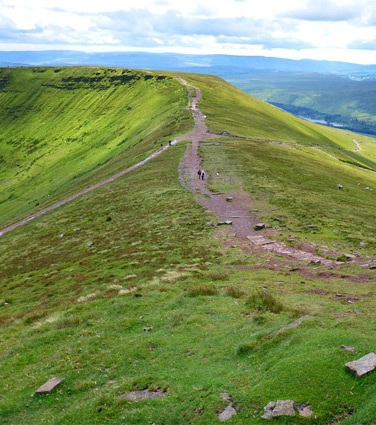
[1,68,376,425]
[0,67,191,225]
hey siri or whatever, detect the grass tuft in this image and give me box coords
[245,289,284,313]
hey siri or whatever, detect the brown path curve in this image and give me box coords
[177,79,376,268]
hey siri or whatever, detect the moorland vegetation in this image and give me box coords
[1,67,376,424]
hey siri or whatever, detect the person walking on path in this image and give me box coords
[198,169,201,178]
[201,170,205,180]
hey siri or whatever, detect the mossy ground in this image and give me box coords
[1,68,376,424]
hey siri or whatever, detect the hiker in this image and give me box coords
[201,170,205,180]
[198,169,201,178]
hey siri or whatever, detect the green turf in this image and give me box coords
[0,66,192,225]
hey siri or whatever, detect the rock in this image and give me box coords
[59,234,64,238]
[116,389,166,401]
[262,400,295,419]
[226,196,234,202]
[143,326,153,331]
[220,393,231,402]
[74,228,81,231]
[218,221,232,226]
[344,253,356,261]
[218,405,237,422]
[35,377,66,394]
[86,242,94,246]
[346,352,376,377]
[254,223,266,231]
[297,405,314,418]
[366,187,370,190]
[341,345,356,352]
[269,315,313,337]
[337,184,343,189]
[308,260,321,266]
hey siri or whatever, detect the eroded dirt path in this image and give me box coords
[177,79,376,269]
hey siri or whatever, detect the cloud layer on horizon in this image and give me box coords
[1,0,376,63]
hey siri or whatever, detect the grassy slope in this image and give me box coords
[0,67,191,225]
[1,69,376,424]
[179,73,376,252]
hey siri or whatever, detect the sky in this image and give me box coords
[1,0,376,64]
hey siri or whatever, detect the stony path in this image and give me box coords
[176,79,376,268]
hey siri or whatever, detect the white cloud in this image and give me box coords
[0,0,376,63]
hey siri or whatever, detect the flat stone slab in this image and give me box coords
[116,389,166,401]
[346,352,376,377]
[262,400,295,419]
[218,405,236,422]
[35,377,65,394]
[269,315,313,337]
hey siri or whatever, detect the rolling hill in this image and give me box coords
[1,67,376,424]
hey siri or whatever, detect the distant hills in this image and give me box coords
[2,50,376,79]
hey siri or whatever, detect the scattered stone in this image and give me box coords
[337,184,343,189]
[369,265,376,270]
[297,405,314,418]
[341,345,356,352]
[220,393,231,402]
[346,352,376,378]
[206,222,214,226]
[269,315,313,337]
[218,220,232,226]
[74,228,81,231]
[226,196,234,202]
[254,223,266,231]
[116,389,166,401]
[35,377,66,394]
[308,260,321,266]
[366,187,370,190]
[143,326,154,331]
[353,309,362,314]
[343,253,356,261]
[86,242,94,246]
[218,405,237,422]
[302,225,321,231]
[59,234,64,238]
[262,400,295,419]
[252,209,259,212]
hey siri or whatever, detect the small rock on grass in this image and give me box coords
[116,389,165,401]
[35,377,65,394]
[218,405,236,422]
[262,400,295,419]
[341,345,356,352]
[254,223,266,231]
[346,352,376,378]
[143,326,153,331]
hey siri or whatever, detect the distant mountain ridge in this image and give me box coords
[1,50,376,78]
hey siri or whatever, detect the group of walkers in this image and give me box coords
[197,169,205,180]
